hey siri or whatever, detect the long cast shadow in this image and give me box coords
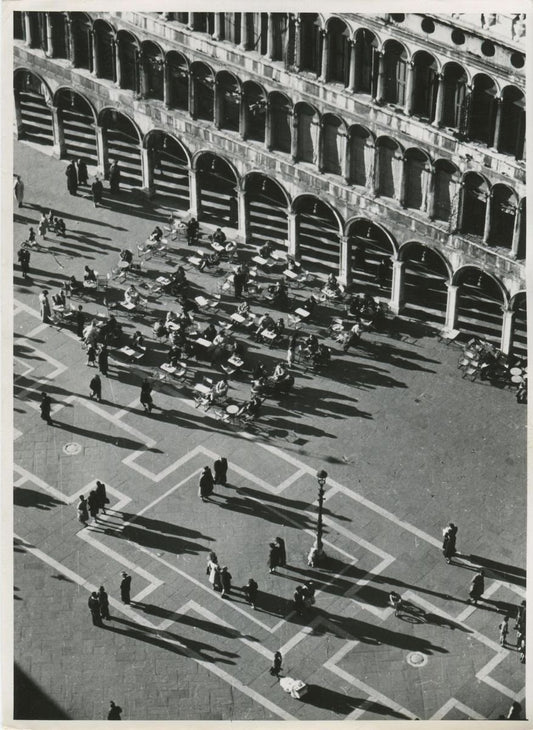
[300,685,411,719]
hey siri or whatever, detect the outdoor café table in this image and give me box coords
[510,367,523,376]
[211,241,225,253]
[227,355,244,368]
[294,307,310,319]
[196,337,213,349]
[283,269,298,280]
[160,363,177,375]
[119,260,130,270]
[224,404,240,423]
[157,276,171,285]
[118,346,136,359]
[261,330,277,345]
[84,280,97,290]
[230,313,246,325]
[270,249,287,261]
[194,383,211,395]
[252,255,268,266]
[511,374,525,385]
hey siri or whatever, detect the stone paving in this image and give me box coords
[10,138,528,722]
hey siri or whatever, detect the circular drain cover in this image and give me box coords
[63,442,82,456]
[407,652,428,667]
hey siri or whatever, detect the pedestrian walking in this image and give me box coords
[37,213,48,240]
[213,456,228,486]
[515,600,526,634]
[95,480,109,514]
[302,580,316,608]
[87,343,97,367]
[140,378,153,413]
[268,541,281,574]
[77,495,89,527]
[293,586,305,615]
[98,585,111,620]
[40,392,52,424]
[98,345,109,376]
[77,158,88,186]
[506,701,522,719]
[66,161,78,195]
[87,490,100,522]
[75,305,85,339]
[89,373,102,402]
[108,701,123,720]
[186,217,199,245]
[199,466,214,502]
[14,174,25,207]
[206,552,221,590]
[120,571,131,604]
[17,246,30,279]
[109,160,121,193]
[92,177,104,207]
[389,591,402,616]
[468,570,485,605]
[233,271,244,299]
[499,615,509,646]
[442,523,458,563]
[39,290,51,323]
[275,537,286,567]
[220,566,232,598]
[27,226,36,245]
[307,543,319,568]
[287,336,297,368]
[270,651,282,677]
[244,578,258,609]
[88,591,103,626]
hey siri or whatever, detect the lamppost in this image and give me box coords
[313,469,328,565]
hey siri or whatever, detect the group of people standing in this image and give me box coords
[64,157,121,206]
[198,458,229,502]
[77,481,109,526]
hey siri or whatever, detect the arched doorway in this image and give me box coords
[294,196,341,272]
[244,174,289,249]
[347,219,395,295]
[99,109,142,188]
[510,292,526,357]
[400,243,449,325]
[455,267,505,344]
[196,153,237,226]
[145,131,190,210]
[14,69,54,146]
[55,89,97,164]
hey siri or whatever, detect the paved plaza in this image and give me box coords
[10,138,527,722]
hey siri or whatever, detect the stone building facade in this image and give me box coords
[13,11,526,353]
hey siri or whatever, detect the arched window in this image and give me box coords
[383,41,407,106]
[117,31,139,92]
[296,103,318,163]
[28,12,46,50]
[167,52,189,111]
[490,185,517,249]
[376,137,402,199]
[442,63,467,130]
[49,12,68,58]
[348,126,372,187]
[218,72,241,132]
[469,74,497,146]
[270,92,292,153]
[434,160,459,222]
[223,13,241,45]
[300,14,321,74]
[70,13,92,71]
[412,52,438,120]
[499,86,525,160]
[354,28,378,95]
[243,82,267,142]
[141,41,164,101]
[248,13,268,55]
[462,172,489,237]
[14,12,25,40]
[271,13,292,63]
[327,18,349,85]
[404,149,430,211]
[322,115,343,175]
[192,63,214,121]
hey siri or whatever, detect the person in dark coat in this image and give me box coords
[268,542,281,574]
[98,345,109,376]
[108,701,122,720]
[213,457,228,486]
[66,162,78,195]
[92,177,103,207]
[95,480,109,514]
[186,217,199,245]
[220,566,232,598]
[77,158,88,186]
[87,490,100,522]
[109,160,121,194]
[88,592,103,626]
[469,570,485,605]
[98,585,111,620]
[77,495,89,526]
[17,246,30,279]
[244,578,258,609]
[199,466,214,502]
[120,571,131,604]
[87,343,97,367]
[89,373,102,402]
[233,270,245,299]
[293,586,305,615]
[140,378,153,413]
[275,537,286,567]
[442,523,458,564]
[270,651,282,677]
[40,392,52,424]
[75,306,85,340]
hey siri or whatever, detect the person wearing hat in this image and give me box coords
[468,570,485,605]
[88,591,103,626]
[107,700,122,720]
[120,571,132,604]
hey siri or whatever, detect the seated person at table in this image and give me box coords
[197,377,229,408]
[347,295,363,317]
[83,319,100,346]
[132,330,146,351]
[167,344,182,367]
[272,362,288,382]
[228,339,245,360]
[286,255,301,272]
[149,225,163,243]
[237,300,251,317]
[274,318,285,336]
[251,375,268,397]
[54,217,66,237]
[199,251,221,271]
[52,289,66,308]
[259,241,274,259]
[313,344,331,367]
[186,217,199,244]
[268,280,289,306]
[255,313,275,341]
[153,318,168,339]
[120,248,133,265]
[101,315,122,343]
[84,265,96,284]
[202,323,217,342]
[237,395,263,420]
[178,295,199,316]
[326,273,338,290]
[304,333,319,354]
[165,310,178,328]
[66,275,83,296]
[170,328,186,348]
[169,266,187,290]
[252,362,267,379]
[124,284,145,306]
[342,322,362,352]
[272,372,294,395]
[212,228,226,245]
[303,294,318,316]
